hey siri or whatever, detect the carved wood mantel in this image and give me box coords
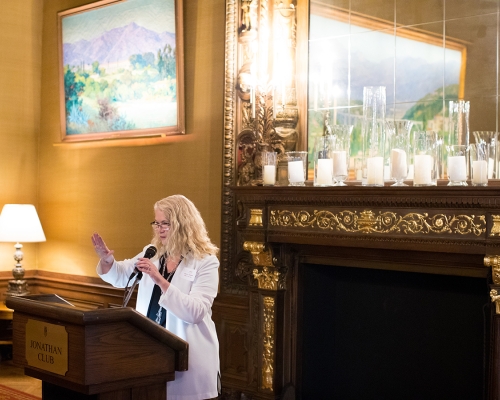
[215,184,500,399]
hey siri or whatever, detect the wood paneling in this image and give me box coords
[214,184,500,399]
[0,271,135,311]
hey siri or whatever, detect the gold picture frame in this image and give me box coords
[57,0,185,144]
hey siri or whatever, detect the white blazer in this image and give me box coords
[97,245,220,400]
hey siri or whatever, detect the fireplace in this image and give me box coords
[300,263,490,399]
[215,185,500,400]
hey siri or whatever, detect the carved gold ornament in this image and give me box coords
[253,267,281,290]
[491,215,500,236]
[269,209,486,236]
[262,296,275,391]
[243,241,273,267]
[491,289,500,314]
[249,208,263,226]
[484,255,500,285]
[245,241,285,290]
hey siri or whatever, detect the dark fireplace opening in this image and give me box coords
[300,264,491,400]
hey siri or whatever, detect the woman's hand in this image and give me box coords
[91,233,115,270]
[136,258,170,293]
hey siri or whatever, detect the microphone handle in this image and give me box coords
[123,275,141,307]
[129,269,143,280]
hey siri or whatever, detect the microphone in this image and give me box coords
[128,245,157,280]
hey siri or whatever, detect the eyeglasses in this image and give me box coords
[150,221,171,230]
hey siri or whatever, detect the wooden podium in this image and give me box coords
[6,294,188,400]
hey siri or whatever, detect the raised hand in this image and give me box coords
[91,232,115,265]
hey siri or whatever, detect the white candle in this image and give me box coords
[488,157,494,179]
[472,160,488,185]
[366,157,384,185]
[414,154,433,185]
[316,158,333,185]
[390,149,407,180]
[448,155,467,181]
[263,165,276,185]
[288,160,304,183]
[332,151,347,177]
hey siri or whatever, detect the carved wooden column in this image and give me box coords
[243,241,287,397]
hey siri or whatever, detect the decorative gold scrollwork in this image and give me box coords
[484,255,500,285]
[253,267,281,290]
[269,209,486,236]
[249,208,263,226]
[491,215,500,236]
[262,296,275,391]
[244,241,286,290]
[243,241,273,267]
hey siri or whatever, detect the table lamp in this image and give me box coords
[0,204,46,296]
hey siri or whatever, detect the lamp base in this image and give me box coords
[6,279,29,297]
[6,245,30,297]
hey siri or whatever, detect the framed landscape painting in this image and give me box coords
[57,0,184,143]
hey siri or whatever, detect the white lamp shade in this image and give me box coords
[0,204,46,242]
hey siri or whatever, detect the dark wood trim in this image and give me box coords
[0,271,136,310]
[216,185,500,399]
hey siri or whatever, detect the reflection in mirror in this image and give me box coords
[308,0,499,179]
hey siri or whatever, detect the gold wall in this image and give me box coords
[0,0,225,277]
[0,0,43,273]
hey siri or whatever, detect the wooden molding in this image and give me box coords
[0,270,135,309]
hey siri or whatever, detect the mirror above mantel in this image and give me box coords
[307,0,499,169]
[222,0,500,189]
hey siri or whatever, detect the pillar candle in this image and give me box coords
[488,157,494,179]
[288,160,304,183]
[390,149,407,180]
[472,160,488,185]
[332,151,347,177]
[366,157,384,185]
[447,155,467,181]
[263,165,276,185]
[414,154,432,185]
[316,158,333,185]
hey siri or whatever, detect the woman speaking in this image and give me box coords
[92,195,220,400]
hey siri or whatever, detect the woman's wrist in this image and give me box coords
[160,280,170,294]
[101,256,114,266]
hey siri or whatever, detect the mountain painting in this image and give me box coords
[58,0,182,140]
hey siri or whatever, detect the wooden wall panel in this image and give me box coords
[0,271,136,310]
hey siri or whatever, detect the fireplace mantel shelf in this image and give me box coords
[230,184,500,256]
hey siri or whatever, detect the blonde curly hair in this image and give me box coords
[151,195,218,259]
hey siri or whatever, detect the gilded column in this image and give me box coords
[244,241,286,394]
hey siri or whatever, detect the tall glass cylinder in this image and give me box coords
[413,131,438,186]
[473,131,498,179]
[470,142,489,186]
[446,145,469,186]
[448,100,470,147]
[362,86,386,186]
[386,120,413,186]
[313,136,334,186]
[331,125,353,186]
[444,101,469,180]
